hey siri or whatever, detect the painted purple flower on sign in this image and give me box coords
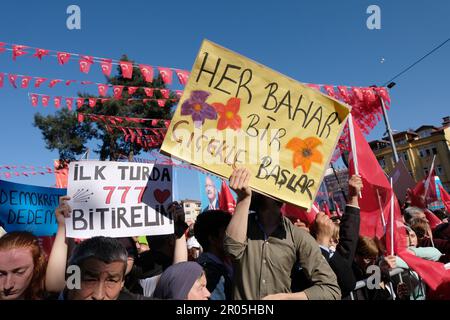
[181,90,217,128]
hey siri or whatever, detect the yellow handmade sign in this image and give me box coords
[161,40,350,209]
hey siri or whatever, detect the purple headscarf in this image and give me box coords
[153,262,204,300]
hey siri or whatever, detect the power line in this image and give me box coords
[383,37,450,86]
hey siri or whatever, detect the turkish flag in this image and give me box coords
[159,89,170,99]
[175,69,189,86]
[113,85,124,99]
[98,84,108,96]
[439,184,450,212]
[66,98,74,110]
[0,72,4,87]
[20,76,31,88]
[33,48,49,60]
[127,86,138,95]
[79,55,94,73]
[57,52,71,65]
[348,119,395,238]
[12,45,28,60]
[21,76,32,88]
[157,99,165,107]
[76,98,85,109]
[218,180,236,214]
[158,67,173,85]
[65,80,76,86]
[120,61,133,79]
[143,87,154,97]
[89,98,97,108]
[49,79,62,88]
[281,202,320,226]
[348,120,407,255]
[30,94,39,107]
[54,96,62,108]
[35,77,47,88]
[100,58,112,76]
[41,95,50,107]
[139,64,153,82]
[8,74,18,88]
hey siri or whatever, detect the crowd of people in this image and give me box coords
[1,167,449,300]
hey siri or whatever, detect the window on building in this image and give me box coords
[426,149,431,156]
[418,149,425,158]
[402,152,408,162]
[418,130,432,138]
[378,158,386,168]
[436,165,443,176]
[424,167,429,176]
[432,147,437,155]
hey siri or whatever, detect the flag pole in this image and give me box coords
[424,154,436,200]
[376,188,387,232]
[348,114,361,198]
[390,177,394,256]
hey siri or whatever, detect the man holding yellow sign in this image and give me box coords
[161,39,350,210]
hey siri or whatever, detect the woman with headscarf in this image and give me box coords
[153,261,210,300]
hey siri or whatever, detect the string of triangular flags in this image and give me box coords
[1,71,183,98]
[29,93,177,109]
[0,41,190,85]
[77,113,170,127]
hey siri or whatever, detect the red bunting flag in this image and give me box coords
[175,69,189,86]
[65,80,76,86]
[307,83,321,91]
[76,98,84,109]
[0,42,5,53]
[8,74,17,88]
[113,85,124,99]
[79,55,94,73]
[160,89,170,99]
[88,98,97,108]
[66,98,74,110]
[158,67,173,85]
[0,72,4,87]
[34,77,47,88]
[323,85,336,98]
[100,58,112,76]
[80,80,93,85]
[157,99,165,107]
[175,90,183,98]
[143,87,154,97]
[139,64,154,82]
[98,84,108,96]
[33,48,49,60]
[77,113,84,123]
[54,96,62,108]
[21,76,32,88]
[49,79,62,88]
[127,86,138,95]
[30,94,39,107]
[119,61,133,79]
[57,52,71,65]
[41,95,50,107]
[12,45,28,60]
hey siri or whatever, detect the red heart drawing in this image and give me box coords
[154,189,171,204]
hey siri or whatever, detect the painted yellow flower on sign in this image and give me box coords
[286,137,323,173]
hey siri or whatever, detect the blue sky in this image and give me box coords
[0,0,449,200]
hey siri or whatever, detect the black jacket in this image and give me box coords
[322,205,360,297]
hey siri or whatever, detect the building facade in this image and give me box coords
[369,116,450,192]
